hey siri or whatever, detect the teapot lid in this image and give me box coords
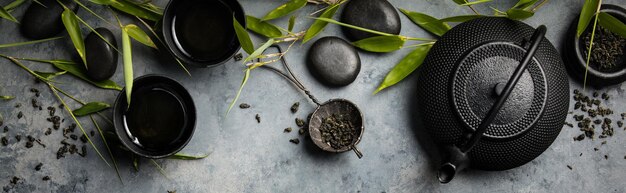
[451,41,547,139]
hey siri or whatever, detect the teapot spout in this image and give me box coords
[438,145,469,183]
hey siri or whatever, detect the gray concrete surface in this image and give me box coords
[1,0,625,192]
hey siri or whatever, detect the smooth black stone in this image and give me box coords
[340,0,401,41]
[307,37,361,87]
[85,28,118,81]
[21,0,78,39]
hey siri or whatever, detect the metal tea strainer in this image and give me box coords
[259,45,363,158]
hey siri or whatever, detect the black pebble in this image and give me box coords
[20,0,78,39]
[35,163,43,171]
[340,0,401,41]
[290,102,299,113]
[85,28,118,81]
[307,37,361,86]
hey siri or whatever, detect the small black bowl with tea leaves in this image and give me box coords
[112,75,196,159]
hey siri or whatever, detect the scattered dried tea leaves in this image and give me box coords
[239,103,251,109]
[567,165,572,170]
[284,127,292,133]
[42,176,50,181]
[255,114,261,123]
[1,137,7,146]
[25,141,33,148]
[299,128,305,135]
[290,102,299,113]
[35,163,43,171]
[295,118,305,127]
[569,89,619,140]
[289,138,300,144]
[234,53,243,61]
[17,112,23,119]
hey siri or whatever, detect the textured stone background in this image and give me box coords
[0,0,625,192]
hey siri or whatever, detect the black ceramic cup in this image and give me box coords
[563,4,626,87]
[113,75,196,159]
[158,0,246,68]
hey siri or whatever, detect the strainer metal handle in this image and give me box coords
[258,45,321,106]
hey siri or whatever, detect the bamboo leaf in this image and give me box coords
[311,17,396,37]
[459,0,493,6]
[452,0,468,5]
[73,102,111,116]
[32,0,46,7]
[246,15,282,38]
[399,9,450,37]
[439,15,484,22]
[33,70,66,80]
[90,115,123,184]
[73,16,121,54]
[5,0,28,11]
[91,0,161,21]
[288,15,296,32]
[577,0,600,38]
[598,12,626,38]
[73,0,114,26]
[124,24,157,48]
[61,8,87,69]
[302,2,341,43]
[244,38,275,62]
[0,4,19,23]
[352,36,405,53]
[374,44,433,94]
[150,159,169,179]
[136,16,191,76]
[168,153,210,160]
[122,27,134,109]
[1,96,15,100]
[490,6,507,15]
[132,156,139,171]
[0,37,63,48]
[234,16,254,54]
[227,68,250,114]
[506,9,534,20]
[262,0,307,21]
[31,59,122,90]
[512,0,540,10]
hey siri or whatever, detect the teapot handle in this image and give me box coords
[459,25,547,153]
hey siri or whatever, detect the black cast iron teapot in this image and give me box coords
[416,18,570,183]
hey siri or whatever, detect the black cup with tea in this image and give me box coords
[158,0,246,68]
[113,75,196,158]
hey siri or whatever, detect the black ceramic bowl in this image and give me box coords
[563,4,626,87]
[113,75,196,159]
[159,0,246,68]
